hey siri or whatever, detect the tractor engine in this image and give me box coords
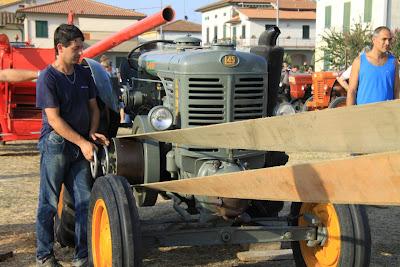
[97,27,287,222]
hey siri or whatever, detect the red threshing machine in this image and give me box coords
[0,7,175,143]
[0,35,53,142]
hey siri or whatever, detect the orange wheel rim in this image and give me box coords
[57,185,64,218]
[92,199,112,267]
[299,203,341,267]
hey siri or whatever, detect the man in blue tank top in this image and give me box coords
[35,24,109,267]
[347,26,399,105]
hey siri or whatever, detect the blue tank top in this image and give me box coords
[357,53,396,105]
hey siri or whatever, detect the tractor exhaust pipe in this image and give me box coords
[258,26,281,47]
[81,6,175,59]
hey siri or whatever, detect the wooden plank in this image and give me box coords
[122,99,400,153]
[141,151,400,205]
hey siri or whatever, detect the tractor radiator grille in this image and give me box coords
[186,76,266,126]
[233,76,266,120]
[315,80,325,101]
[187,77,225,126]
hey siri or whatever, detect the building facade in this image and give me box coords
[0,0,51,41]
[16,0,146,70]
[196,0,316,66]
[315,0,400,71]
[140,20,202,42]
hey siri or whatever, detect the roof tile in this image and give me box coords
[196,0,315,12]
[237,7,315,20]
[158,19,201,32]
[17,0,146,18]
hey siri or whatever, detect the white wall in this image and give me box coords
[24,13,66,47]
[0,0,51,12]
[250,19,315,40]
[201,6,233,43]
[0,28,22,42]
[388,0,400,29]
[23,14,140,48]
[77,17,138,32]
[199,4,316,59]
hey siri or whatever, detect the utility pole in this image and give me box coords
[160,0,163,39]
[276,0,279,45]
[276,0,279,27]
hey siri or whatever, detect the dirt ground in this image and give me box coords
[0,137,399,266]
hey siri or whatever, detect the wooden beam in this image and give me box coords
[141,151,400,205]
[122,99,400,153]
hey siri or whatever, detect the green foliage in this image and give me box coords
[392,29,400,59]
[283,53,292,65]
[319,22,372,70]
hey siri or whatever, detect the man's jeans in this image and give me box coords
[36,131,92,261]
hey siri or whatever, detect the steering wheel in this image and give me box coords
[127,39,175,70]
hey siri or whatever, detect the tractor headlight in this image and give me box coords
[273,102,296,116]
[148,106,173,131]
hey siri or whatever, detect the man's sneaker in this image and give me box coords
[36,255,63,267]
[71,257,88,267]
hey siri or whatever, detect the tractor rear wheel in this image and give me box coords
[290,203,370,267]
[55,185,75,247]
[328,96,347,108]
[88,175,142,267]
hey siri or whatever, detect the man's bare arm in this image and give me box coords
[0,69,38,82]
[45,107,96,161]
[347,57,360,106]
[394,60,399,99]
[337,76,349,91]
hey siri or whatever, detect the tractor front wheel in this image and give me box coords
[328,96,347,108]
[88,175,142,267]
[290,203,371,267]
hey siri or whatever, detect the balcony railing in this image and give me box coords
[235,37,315,49]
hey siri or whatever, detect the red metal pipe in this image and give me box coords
[81,6,175,59]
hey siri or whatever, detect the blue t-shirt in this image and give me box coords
[357,53,396,105]
[36,64,97,140]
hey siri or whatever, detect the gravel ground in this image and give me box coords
[0,137,399,266]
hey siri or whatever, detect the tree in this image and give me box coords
[392,29,400,59]
[319,22,372,70]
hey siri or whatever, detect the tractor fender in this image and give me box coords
[82,58,120,113]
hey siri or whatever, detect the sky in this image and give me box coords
[97,0,216,23]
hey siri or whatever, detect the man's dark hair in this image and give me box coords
[373,26,391,37]
[54,24,84,55]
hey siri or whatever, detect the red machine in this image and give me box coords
[0,7,174,143]
[0,35,54,142]
[286,73,313,112]
[303,71,347,111]
[288,73,312,100]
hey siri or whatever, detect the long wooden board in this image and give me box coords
[122,99,400,153]
[141,151,400,205]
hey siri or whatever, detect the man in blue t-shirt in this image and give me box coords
[347,26,399,105]
[35,24,108,267]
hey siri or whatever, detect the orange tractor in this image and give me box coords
[287,72,347,112]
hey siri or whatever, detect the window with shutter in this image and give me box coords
[35,21,48,38]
